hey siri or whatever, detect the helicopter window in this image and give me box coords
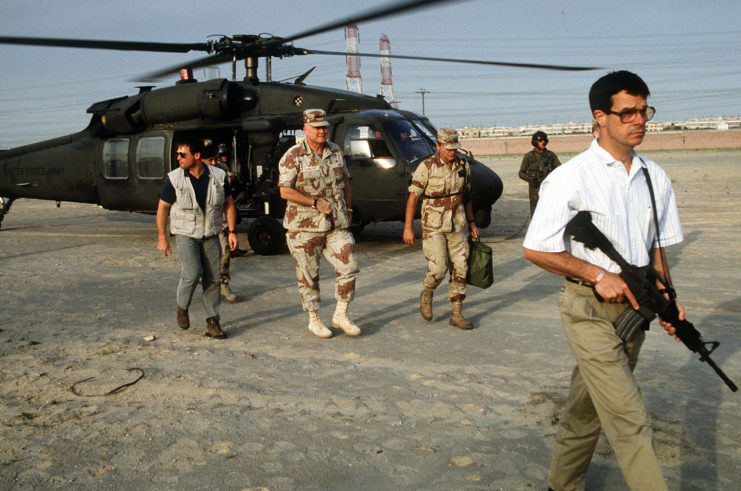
[136,136,166,179]
[342,124,395,169]
[412,120,437,143]
[103,139,130,179]
[384,119,435,164]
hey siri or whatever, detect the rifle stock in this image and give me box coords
[565,211,737,392]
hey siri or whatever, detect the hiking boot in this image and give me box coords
[205,317,227,339]
[176,306,190,330]
[308,311,332,338]
[220,283,237,303]
[449,301,473,330]
[420,288,433,321]
[332,301,361,336]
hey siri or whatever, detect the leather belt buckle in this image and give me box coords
[565,277,594,288]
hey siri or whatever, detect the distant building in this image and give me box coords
[458,116,740,139]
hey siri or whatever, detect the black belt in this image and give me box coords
[565,277,594,288]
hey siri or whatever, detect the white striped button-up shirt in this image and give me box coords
[523,139,683,271]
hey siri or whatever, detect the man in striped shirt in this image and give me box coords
[523,71,684,491]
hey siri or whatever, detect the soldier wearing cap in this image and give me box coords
[403,128,479,329]
[278,109,361,338]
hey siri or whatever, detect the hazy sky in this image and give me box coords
[1,0,740,147]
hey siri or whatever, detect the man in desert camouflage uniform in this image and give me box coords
[278,108,361,338]
[403,128,479,329]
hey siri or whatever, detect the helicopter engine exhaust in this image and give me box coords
[96,79,255,134]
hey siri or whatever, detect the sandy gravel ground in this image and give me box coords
[1,149,739,490]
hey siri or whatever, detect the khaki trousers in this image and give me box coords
[547,281,667,491]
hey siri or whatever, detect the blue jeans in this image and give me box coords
[175,235,221,320]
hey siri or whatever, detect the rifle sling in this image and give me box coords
[640,162,674,290]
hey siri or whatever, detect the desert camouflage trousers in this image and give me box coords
[422,229,468,302]
[286,228,359,312]
[218,228,231,284]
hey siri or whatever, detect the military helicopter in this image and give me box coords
[0,0,596,254]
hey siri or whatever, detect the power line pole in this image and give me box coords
[415,88,429,115]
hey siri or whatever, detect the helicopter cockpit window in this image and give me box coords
[136,136,166,179]
[103,139,129,179]
[384,119,435,164]
[342,124,395,169]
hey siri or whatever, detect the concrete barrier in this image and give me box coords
[461,129,741,156]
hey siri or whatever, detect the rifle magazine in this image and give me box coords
[614,308,652,343]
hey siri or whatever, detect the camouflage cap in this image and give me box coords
[303,108,330,127]
[437,128,461,150]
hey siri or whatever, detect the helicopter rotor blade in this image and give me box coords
[279,0,467,45]
[305,49,600,71]
[0,35,206,53]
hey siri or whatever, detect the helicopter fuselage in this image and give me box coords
[0,78,502,252]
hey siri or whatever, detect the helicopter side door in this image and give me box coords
[96,132,171,212]
[334,122,410,224]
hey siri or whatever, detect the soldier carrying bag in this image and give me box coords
[466,238,493,289]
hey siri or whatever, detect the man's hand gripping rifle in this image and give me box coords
[565,211,737,392]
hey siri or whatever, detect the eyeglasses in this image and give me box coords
[605,106,656,123]
[176,152,188,158]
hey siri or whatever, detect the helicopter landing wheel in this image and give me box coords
[0,197,14,230]
[247,216,286,256]
[349,208,365,235]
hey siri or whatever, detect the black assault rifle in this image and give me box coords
[565,211,737,392]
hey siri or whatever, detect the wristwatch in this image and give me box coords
[312,197,318,209]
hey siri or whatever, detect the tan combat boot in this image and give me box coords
[332,301,361,336]
[449,301,473,330]
[308,310,333,338]
[420,288,433,321]
[220,282,237,303]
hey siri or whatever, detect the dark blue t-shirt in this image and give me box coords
[160,165,232,211]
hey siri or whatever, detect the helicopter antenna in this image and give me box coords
[345,24,362,94]
[294,66,316,85]
[379,34,397,108]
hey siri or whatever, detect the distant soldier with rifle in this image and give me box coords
[518,130,560,215]
[523,71,684,490]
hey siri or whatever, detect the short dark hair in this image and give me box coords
[175,136,204,156]
[589,70,650,114]
[201,142,217,159]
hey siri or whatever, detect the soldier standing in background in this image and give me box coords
[202,143,238,303]
[519,131,561,215]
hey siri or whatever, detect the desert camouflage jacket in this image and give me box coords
[409,153,470,233]
[278,139,351,232]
